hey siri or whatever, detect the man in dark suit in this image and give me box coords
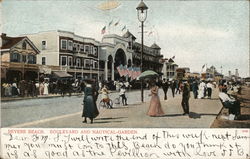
[182,81,190,115]
[162,78,169,100]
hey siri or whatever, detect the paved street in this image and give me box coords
[1,88,222,128]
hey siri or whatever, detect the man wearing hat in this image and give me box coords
[181,81,190,115]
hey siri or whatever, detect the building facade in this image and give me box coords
[24,30,163,81]
[1,33,40,82]
[25,30,100,80]
[161,58,178,80]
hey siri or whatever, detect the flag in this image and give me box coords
[123,65,128,77]
[128,67,133,78]
[114,20,120,26]
[121,25,126,31]
[117,64,123,76]
[108,20,113,27]
[171,56,175,59]
[120,65,125,76]
[148,31,153,36]
[101,26,106,34]
[202,64,205,69]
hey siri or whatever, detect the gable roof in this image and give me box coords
[1,34,40,54]
[151,43,161,49]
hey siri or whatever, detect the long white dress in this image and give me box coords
[43,82,49,95]
[198,82,205,99]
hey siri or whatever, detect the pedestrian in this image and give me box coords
[198,80,206,99]
[44,80,49,95]
[162,78,169,100]
[82,80,99,124]
[119,85,128,106]
[92,79,99,103]
[171,80,176,98]
[147,80,164,117]
[100,85,112,108]
[206,81,213,99]
[192,81,199,99]
[39,81,45,95]
[181,82,190,115]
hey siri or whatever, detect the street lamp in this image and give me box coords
[136,0,148,102]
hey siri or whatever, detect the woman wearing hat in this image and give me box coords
[147,80,164,117]
[82,80,99,124]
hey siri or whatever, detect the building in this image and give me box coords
[99,31,163,81]
[161,58,178,80]
[25,30,100,80]
[24,30,163,81]
[1,33,40,83]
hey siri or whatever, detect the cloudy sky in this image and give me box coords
[2,0,249,77]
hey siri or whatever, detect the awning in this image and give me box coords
[53,71,72,78]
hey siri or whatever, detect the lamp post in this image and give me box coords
[136,0,148,102]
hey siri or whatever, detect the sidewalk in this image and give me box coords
[15,88,223,128]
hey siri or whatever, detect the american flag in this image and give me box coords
[128,67,133,78]
[123,65,128,77]
[116,64,123,76]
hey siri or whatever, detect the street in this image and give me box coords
[1,88,222,128]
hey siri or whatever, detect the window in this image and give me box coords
[84,59,90,68]
[22,55,26,63]
[68,57,73,66]
[22,42,27,49]
[61,39,67,50]
[76,58,81,67]
[27,55,36,64]
[42,41,46,50]
[80,44,84,52]
[10,52,20,62]
[84,45,90,54]
[42,57,46,65]
[68,40,73,51]
[94,47,98,56]
[73,43,77,51]
[77,44,80,52]
[94,61,98,69]
[61,56,67,66]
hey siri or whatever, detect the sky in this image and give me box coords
[1,0,249,77]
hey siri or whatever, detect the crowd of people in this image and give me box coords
[1,78,87,98]
[144,78,242,119]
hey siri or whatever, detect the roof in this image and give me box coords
[1,35,25,49]
[53,71,72,78]
[168,58,174,63]
[122,30,136,40]
[1,33,40,54]
[151,43,161,49]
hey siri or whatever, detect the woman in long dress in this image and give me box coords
[43,81,49,95]
[147,81,164,117]
[82,80,99,124]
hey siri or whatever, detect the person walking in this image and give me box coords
[181,82,190,115]
[43,80,49,95]
[206,81,213,99]
[171,80,176,98]
[39,81,45,95]
[192,81,199,99]
[147,80,164,117]
[119,85,128,106]
[198,80,206,99]
[82,80,99,124]
[162,79,169,100]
